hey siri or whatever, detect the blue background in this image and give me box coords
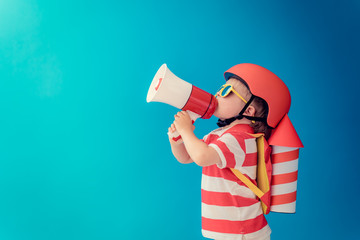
[0,0,359,239]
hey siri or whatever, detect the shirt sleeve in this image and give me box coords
[208,132,247,169]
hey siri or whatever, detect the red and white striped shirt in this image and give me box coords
[201,124,271,240]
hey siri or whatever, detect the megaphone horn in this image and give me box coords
[146,64,217,119]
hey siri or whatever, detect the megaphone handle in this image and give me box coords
[186,110,201,121]
[168,110,200,144]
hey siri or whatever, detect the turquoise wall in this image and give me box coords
[0,0,359,239]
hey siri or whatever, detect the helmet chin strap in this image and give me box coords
[217,95,266,127]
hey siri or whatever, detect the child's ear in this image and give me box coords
[243,106,256,117]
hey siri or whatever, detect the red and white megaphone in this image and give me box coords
[147,64,218,143]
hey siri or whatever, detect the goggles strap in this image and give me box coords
[237,95,254,116]
[217,95,258,127]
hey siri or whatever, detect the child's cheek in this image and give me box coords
[215,106,234,119]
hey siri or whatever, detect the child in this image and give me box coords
[168,63,291,240]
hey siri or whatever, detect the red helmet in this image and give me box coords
[224,63,291,128]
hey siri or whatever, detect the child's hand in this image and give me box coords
[173,111,195,136]
[168,123,176,134]
[168,123,177,144]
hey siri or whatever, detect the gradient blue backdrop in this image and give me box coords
[0,0,359,239]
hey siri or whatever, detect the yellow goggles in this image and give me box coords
[217,84,248,104]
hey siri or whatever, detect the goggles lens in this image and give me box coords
[221,85,232,97]
[217,84,234,97]
[216,84,248,103]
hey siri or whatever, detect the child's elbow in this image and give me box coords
[177,157,193,164]
[193,154,212,167]
[193,149,220,167]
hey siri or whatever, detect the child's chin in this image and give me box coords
[214,112,233,120]
[214,110,224,119]
[213,113,221,119]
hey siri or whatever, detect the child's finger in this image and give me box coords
[179,111,186,116]
[176,111,186,117]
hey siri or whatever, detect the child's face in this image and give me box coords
[213,78,251,120]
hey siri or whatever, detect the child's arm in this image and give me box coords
[173,111,221,167]
[168,124,194,164]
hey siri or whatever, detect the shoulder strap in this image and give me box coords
[230,133,265,199]
[230,133,271,214]
[230,168,264,198]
